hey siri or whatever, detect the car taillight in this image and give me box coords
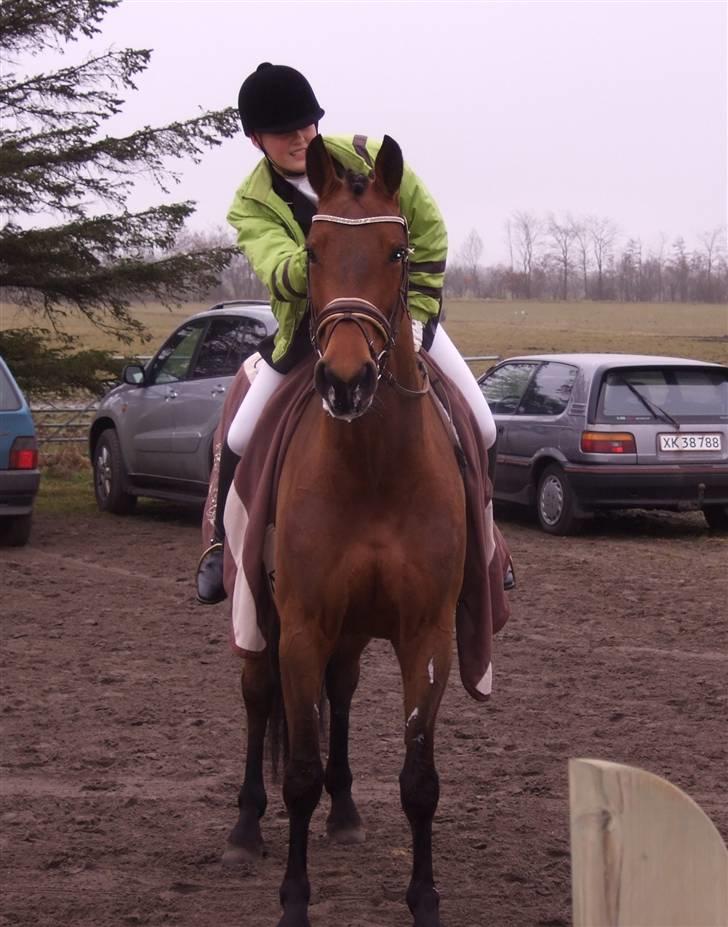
[581,431,636,454]
[9,436,38,470]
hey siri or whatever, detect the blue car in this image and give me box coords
[0,357,40,546]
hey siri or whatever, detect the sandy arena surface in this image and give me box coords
[2,502,726,926]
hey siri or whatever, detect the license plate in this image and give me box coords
[659,433,723,452]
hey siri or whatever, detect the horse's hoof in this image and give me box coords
[326,823,366,845]
[221,841,263,867]
[277,906,311,927]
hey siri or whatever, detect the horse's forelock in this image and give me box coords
[345,170,372,197]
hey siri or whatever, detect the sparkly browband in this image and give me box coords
[312,214,408,228]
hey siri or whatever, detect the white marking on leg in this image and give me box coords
[427,658,435,685]
[475,663,493,696]
[406,707,419,726]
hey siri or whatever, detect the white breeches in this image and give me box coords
[225,324,496,458]
[427,326,497,449]
[226,360,285,456]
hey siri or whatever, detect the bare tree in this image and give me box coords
[456,228,484,296]
[174,225,267,301]
[698,227,726,302]
[588,216,618,300]
[618,238,642,302]
[570,218,591,299]
[511,211,542,298]
[547,213,575,300]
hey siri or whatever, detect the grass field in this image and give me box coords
[2,298,726,376]
[36,469,96,516]
[443,299,728,376]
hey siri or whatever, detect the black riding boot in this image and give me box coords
[195,441,240,604]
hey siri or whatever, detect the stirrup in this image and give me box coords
[503,560,516,591]
[198,540,224,565]
[195,541,226,604]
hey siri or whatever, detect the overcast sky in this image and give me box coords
[20,0,728,263]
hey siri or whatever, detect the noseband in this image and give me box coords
[308,214,411,378]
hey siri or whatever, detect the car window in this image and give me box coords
[480,362,539,413]
[519,362,578,416]
[0,364,22,411]
[191,316,269,380]
[599,367,728,420]
[148,322,206,385]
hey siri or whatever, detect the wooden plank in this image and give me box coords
[570,758,728,927]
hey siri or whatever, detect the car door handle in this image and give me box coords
[211,385,226,397]
[165,389,178,401]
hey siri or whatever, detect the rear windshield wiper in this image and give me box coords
[616,376,681,430]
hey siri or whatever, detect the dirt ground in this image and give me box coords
[1,500,726,927]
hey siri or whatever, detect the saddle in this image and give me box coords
[202,351,511,701]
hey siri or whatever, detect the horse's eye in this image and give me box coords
[390,247,406,262]
[306,248,318,264]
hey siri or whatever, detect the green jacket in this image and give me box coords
[227,135,447,364]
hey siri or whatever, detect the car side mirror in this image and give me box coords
[122,364,145,386]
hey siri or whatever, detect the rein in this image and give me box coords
[308,213,428,396]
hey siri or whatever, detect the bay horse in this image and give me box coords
[227,135,467,927]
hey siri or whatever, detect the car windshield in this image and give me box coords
[0,364,22,411]
[599,367,728,420]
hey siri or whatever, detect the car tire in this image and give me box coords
[93,429,136,515]
[536,464,582,535]
[0,513,32,547]
[703,504,728,531]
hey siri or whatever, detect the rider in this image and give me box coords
[196,62,508,604]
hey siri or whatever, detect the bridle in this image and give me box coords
[308,214,428,396]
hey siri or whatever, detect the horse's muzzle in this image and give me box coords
[314,359,378,421]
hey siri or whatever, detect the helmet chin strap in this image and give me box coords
[254,128,319,179]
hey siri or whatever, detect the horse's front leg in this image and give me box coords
[396,628,453,927]
[223,656,273,865]
[277,626,329,927]
[324,635,369,844]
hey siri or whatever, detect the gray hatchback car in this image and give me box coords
[90,301,276,513]
[478,353,728,534]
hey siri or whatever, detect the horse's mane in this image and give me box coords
[330,157,373,196]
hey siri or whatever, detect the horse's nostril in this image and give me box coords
[314,359,330,396]
[360,363,376,394]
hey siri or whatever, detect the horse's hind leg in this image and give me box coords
[324,635,368,844]
[223,657,273,866]
[396,631,452,927]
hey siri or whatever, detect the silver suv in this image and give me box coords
[89,301,276,513]
[478,353,728,534]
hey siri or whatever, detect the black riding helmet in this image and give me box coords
[238,63,325,136]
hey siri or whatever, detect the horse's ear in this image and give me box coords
[373,135,404,199]
[306,135,339,198]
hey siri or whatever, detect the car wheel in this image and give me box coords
[93,429,136,515]
[703,504,728,531]
[536,464,581,535]
[0,513,32,547]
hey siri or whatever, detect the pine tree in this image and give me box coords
[0,0,241,389]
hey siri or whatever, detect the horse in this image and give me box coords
[226,134,468,927]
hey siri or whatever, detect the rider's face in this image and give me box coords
[252,125,318,174]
